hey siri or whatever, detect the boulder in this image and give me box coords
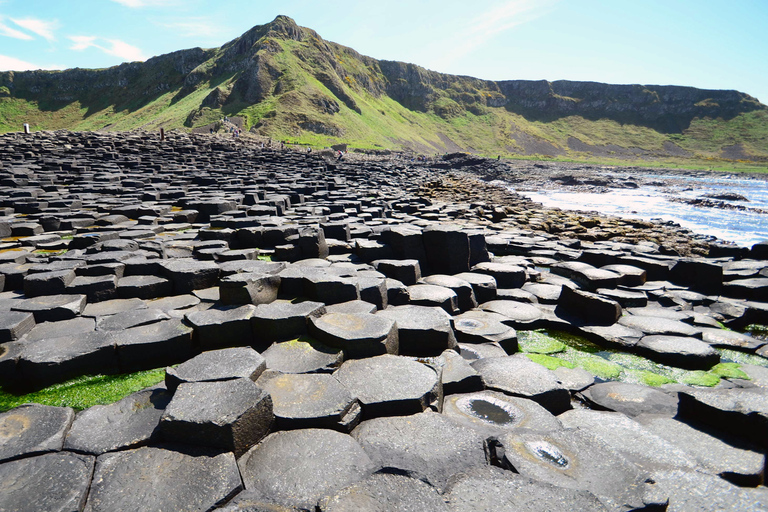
[556,286,621,326]
[376,305,458,356]
[308,312,398,359]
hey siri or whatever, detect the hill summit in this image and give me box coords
[1,15,766,165]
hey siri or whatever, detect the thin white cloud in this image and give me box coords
[110,0,180,7]
[68,35,147,61]
[428,0,557,71]
[158,17,227,38]
[0,19,33,40]
[10,17,58,41]
[0,53,60,71]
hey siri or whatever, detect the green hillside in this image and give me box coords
[1,15,767,171]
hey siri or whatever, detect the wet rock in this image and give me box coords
[64,386,172,455]
[376,305,458,356]
[579,381,679,417]
[352,411,487,490]
[165,346,266,391]
[471,355,570,414]
[334,354,441,418]
[0,404,74,463]
[258,372,361,432]
[443,466,609,512]
[0,451,94,512]
[308,312,398,359]
[160,378,273,456]
[85,445,242,512]
[238,429,377,511]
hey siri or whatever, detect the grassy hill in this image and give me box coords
[1,15,767,171]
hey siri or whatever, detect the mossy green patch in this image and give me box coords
[524,353,575,370]
[718,348,768,368]
[517,330,567,354]
[711,362,750,380]
[0,368,166,413]
[565,352,623,380]
[680,371,721,387]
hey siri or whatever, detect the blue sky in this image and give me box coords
[1,0,766,104]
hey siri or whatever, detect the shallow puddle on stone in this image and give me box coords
[467,398,515,425]
[525,440,570,469]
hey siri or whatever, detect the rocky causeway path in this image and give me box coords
[0,131,767,511]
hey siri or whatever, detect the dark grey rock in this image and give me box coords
[258,372,361,432]
[84,445,242,512]
[251,300,326,345]
[553,366,595,391]
[318,470,450,512]
[421,274,477,311]
[493,428,664,511]
[405,284,458,314]
[454,271,497,304]
[451,310,517,353]
[618,314,701,337]
[334,354,441,418]
[303,273,360,304]
[0,451,94,512]
[579,381,678,418]
[237,429,377,511]
[550,262,620,291]
[699,327,765,352]
[24,316,95,341]
[23,269,76,297]
[478,300,543,327]
[17,331,117,388]
[165,347,266,391]
[0,404,74,463]
[82,297,147,317]
[637,415,766,486]
[113,318,195,372]
[95,307,170,331]
[439,349,484,395]
[325,299,377,315]
[11,293,86,323]
[601,264,647,287]
[261,338,343,374]
[351,411,487,490]
[443,466,609,512]
[186,305,257,350]
[116,274,173,299]
[64,386,172,455]
[651,469,768,512]
[677,387,768,449]
[471,355,571,414]
[162,259,220,293]
[308,312,398,359]
[0,310,34,342]
[556,286,621,326]
[376,305,458,357]
[160,378,273,457]
[219,272,281,305]
[372,259,421,285]
[558,409,697,473]
[471,262,527,288]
